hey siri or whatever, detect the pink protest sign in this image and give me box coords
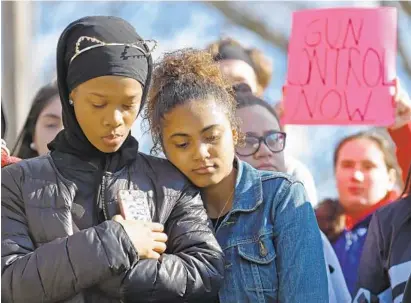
[283,7,397,125]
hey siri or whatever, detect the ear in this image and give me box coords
[387,168,397,191]
[69,88,78,102]
[69,90,74,101]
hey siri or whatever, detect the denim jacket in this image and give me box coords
[215,159,328,303]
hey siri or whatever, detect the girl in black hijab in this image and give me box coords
[1,16,223,303]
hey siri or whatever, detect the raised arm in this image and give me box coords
[387,77,411,183]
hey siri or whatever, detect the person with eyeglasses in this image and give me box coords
[234,83,318,207]
[234,84,351,303]
[144,49,328,303]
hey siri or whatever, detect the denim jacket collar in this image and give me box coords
[232,157,263,214]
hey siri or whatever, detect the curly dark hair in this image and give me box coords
[315,198,345,242]
[144,48,242,155]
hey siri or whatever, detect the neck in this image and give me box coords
[345,191,397,222]
[344,208,367,222]
[202,166,237,219]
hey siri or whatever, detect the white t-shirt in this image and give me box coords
[284,155,318,207]
[321,232,352,303]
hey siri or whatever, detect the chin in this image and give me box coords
[347,199,369,210]
[97,144,123,153]
[190,174,222,188]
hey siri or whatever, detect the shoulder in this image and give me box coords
[259,168,303,193]
[285,155,309,175]
[2,155,59,210]
[257,168,308,207]
[285,156,315,185]
[374,195,411,229]
[135,153,195,194]
[2,155,56,183]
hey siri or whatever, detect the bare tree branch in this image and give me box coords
[380,1,411,78]
[399,1,411,16]
[206,1,289,51]
[397,34,411,79]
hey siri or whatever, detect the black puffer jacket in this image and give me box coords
[354,194,411,303]
[1,152,224,303]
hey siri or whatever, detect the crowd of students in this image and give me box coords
[1,15,411,303]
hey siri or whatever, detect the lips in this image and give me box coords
[101,134,123,146]
[348,186,364,195]
[192,165,216,175]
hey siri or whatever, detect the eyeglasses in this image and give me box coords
[236,132,286,156]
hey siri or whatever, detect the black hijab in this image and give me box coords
[1,102,6,138]
[48,16,153,171]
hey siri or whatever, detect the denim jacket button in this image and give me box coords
[259,240,268,257]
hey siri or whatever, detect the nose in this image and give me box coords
[193,143,210,161]
[254,141,273,159]
[103,107,123,128]
[352,169,365,182]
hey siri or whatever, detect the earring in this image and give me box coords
[69,99,74,106]
[30,142,36,150]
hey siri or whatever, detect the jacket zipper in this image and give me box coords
[99,159,110,221]
[100,174,108,220]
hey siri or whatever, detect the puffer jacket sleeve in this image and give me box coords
[121,185,225,303]
[1,163,139,303]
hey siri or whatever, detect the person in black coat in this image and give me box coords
[1,16,224,303]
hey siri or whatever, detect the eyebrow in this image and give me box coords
[342,159,378,165]
[89,92,106,98]
[340,159,354,163]
[41,113,61,119]
[246,130,281,137]
[170,124,220,139]
[90,92,139,101]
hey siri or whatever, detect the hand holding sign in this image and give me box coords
[283,7,398,125]
[389,77,411,130]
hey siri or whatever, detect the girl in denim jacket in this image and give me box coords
[144,48,328,303]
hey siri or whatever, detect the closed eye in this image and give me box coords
[363,162,377,170]
[122,104,139,110]
[92,103,106,109]
[205,135,220,143]
[175,143,188,149]
[45,123,59,129]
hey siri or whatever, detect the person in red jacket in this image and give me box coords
[387,78,411,184]
[277,77,411,295]
[332,78,411,295]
